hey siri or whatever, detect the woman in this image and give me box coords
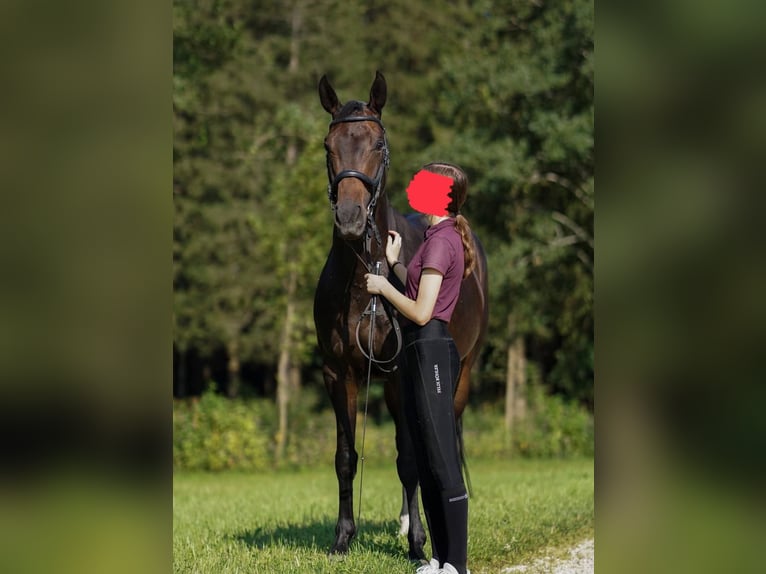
[365,162,476,574]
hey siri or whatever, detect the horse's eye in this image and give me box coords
[375,140,385,150]
[324,141,331,152]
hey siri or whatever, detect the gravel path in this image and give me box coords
[500,539,594,574]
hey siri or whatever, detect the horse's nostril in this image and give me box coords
[336,202,364,225]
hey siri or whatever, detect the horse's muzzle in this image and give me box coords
[335,201,366,239]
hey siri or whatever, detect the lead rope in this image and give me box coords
[357,260,381,528]
[343,237,401,372]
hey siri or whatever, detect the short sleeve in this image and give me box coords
[420,236,454,275]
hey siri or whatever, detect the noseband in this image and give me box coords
[325,115,390,245]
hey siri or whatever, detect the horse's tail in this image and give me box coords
[457,417,473,498]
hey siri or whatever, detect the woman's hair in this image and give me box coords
[421,162,476,278]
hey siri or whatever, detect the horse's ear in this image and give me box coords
[318,74,341,115]
[368,70,387,116]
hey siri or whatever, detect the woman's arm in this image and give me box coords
[366,268,443,326]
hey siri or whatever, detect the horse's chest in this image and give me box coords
[326,299,390,361]
[316,258,392,364]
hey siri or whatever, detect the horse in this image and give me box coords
[313,70,489,560]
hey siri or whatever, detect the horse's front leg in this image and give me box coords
[324,364,359,554]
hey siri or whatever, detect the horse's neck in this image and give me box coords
[368,197,390,266]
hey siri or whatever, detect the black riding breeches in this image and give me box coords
[401,319,468,573]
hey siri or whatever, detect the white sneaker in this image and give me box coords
[439,563,470,574]
[415,558,440,573]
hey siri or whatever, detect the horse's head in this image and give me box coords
[319,71,389,241]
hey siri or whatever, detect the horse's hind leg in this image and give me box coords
[398,486,409,535]
[453,355,477,495]
[398,425,428,560]
[324,364,358,554]
[385,374,427,561]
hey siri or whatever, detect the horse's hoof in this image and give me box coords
[408,549,427,562]
[328,539,351,556]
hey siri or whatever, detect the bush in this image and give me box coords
[510,384,594,458]
[173,383,593,472]
[460,386,593,460]
[173,386,272,471]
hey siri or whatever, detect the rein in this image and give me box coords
[357,261,380,528]
[344,240,403,373]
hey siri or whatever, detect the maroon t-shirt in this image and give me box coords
[405,218,465,323]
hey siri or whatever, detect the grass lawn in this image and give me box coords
[173,458,593,574]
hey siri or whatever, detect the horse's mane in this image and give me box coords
[336,100,369,118]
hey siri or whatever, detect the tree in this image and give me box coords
[420,0,595,409]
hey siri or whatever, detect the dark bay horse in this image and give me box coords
[313,71,489,560]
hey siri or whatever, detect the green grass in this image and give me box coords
[173,458,593,574]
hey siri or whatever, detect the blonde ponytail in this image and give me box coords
[455,214,476,278]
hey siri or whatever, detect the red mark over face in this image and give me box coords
[406,170,453,216]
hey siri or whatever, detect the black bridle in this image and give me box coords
[325,115,390,246]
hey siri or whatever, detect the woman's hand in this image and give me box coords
[386,230,402,266]
[365,273,390,296]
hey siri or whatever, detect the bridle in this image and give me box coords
[325,114,390,247]
[324,112,401,372]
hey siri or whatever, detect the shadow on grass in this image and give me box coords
[233,518,407,557]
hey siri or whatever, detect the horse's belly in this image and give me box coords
[449,279,484,359]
